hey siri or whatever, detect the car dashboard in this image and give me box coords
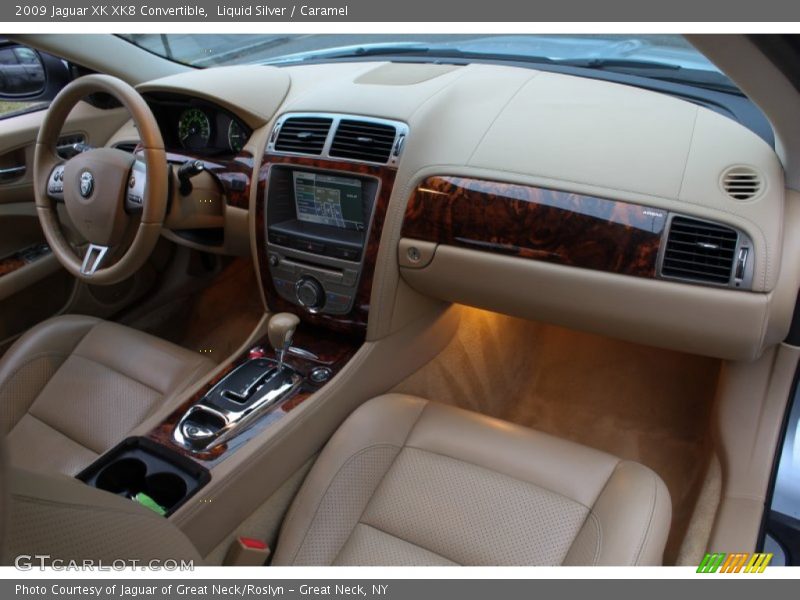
[119,60,797,363]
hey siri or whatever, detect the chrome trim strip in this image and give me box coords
[80,244,108,276]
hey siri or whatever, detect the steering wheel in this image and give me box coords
[33,74,168,285]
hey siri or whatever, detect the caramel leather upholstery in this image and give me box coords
[273,394,671,566]
[2,465,202,566]
[0,315,213,476]
[0,392,670,566]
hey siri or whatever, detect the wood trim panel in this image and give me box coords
[0,243,50,279]
[402,176,667,278]
[255,154,397,336]
[146,324,361,467]
[0,256,26,278]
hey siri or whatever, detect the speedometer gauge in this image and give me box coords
[178,108,211,151]
[228,120,247,153]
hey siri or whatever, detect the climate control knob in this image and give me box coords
[295,276,325,312]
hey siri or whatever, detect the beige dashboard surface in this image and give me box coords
[123,61,791,358]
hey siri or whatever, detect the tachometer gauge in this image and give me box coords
[228,120,248,153]
[178,108,211,151]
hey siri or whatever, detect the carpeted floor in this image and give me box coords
[392,306,720,564]
[126,258,264,364]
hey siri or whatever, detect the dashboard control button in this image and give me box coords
[295,277,325,312]
[342,269,358,286]
[292,239,326,254]
[269,233,290,247]
[334,247,361,261]
[273,277,295,298]
[309,366,333,384]
[325,291,352,312]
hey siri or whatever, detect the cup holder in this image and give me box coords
[145,472,188,509]
[95,457,147,497]
[78,437,210,517]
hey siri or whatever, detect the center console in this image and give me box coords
[264,166,381,316]
[255,113,405,335]
[77,114,406,524]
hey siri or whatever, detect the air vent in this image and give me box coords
[329,119,397,163]
[274,117,333,155]
[721,166,763,201]
[662,216,738,285]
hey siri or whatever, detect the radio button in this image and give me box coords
[342,269,358,286]
[273,277,295,300]
[325,291,352,312]
[332,246,361,261]
[269,233,290,246]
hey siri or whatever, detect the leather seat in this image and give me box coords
[1,394,671,566]
[272,394,671,566]
[0,315,214,476]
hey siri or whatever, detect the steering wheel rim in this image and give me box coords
[33,74,168,285]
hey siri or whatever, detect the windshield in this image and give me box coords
[119,34,737,92]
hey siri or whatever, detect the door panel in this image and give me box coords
[0,101,129,204]
[0,202,70,350]
[0,102,129,349]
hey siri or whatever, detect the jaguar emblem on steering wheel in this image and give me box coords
[79,171,94,198]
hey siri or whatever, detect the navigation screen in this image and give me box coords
[293,171,364,231]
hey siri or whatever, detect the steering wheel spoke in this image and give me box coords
[46,163,66,202]
[125,159,147,213]
[80,243,110,277]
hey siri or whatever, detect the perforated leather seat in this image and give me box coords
[0,315,214,476]
[272,394,672,566]
[2,393,671,566]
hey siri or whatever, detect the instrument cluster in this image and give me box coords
[145,93,252,157]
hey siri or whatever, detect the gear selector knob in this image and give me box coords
[268,312,300,371]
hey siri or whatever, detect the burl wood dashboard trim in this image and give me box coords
[401,176,667,278]
[147,324,361,467]
[256,154,397,336]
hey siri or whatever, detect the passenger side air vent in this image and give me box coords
[274,117,333,155]
[329,119,397,163]
[721,166,763,201]
[661,216,739,285]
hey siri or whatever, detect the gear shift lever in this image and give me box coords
[268,312,300,371]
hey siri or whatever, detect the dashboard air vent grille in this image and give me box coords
[274,117,333,155]
[662,217,738,285]
[330,119,397,163]
[721,166,763,201]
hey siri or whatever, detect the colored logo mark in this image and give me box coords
[697,552,773,573]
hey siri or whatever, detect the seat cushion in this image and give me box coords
[272,394,671,566]
[0,315,213,476]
